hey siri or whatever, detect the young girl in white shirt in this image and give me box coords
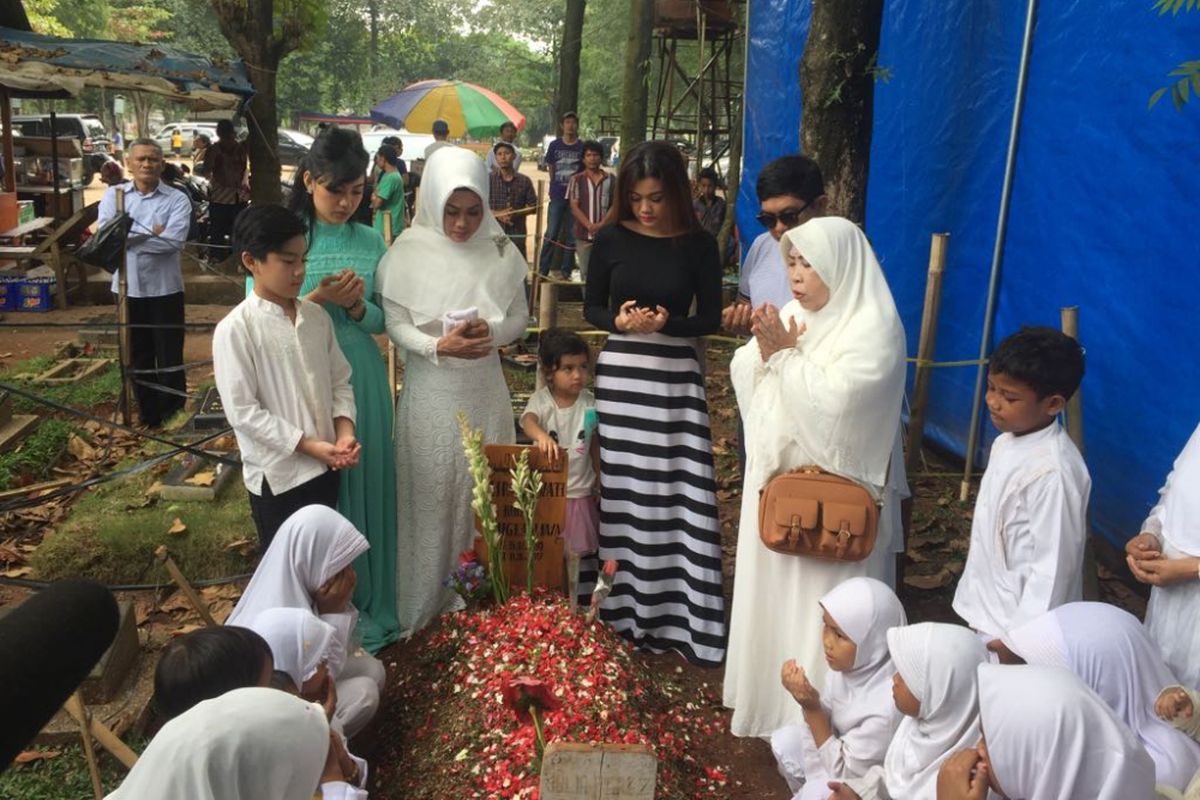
[226,505,385,739]
[771,577,906,800]
[520,328,600,598]
[830,623,988,800]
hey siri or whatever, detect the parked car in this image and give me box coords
[598,136,620,166]
[11,113,112,184]
[360,128,437,165]
[153,122,220,156]
[536,134,556,170]
[277,128,314,167]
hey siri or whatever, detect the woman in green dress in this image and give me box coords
[371,144,407,241]
[279,126,400,652]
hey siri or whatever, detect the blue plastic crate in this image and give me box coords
[16,277,55,312]
[0,276,22,311]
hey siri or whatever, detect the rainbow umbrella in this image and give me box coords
[370,79,526,139]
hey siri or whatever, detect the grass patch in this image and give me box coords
[0,740,145,799]
[0,355,123,413]
[31,458,258,585]
[0,419,74,491]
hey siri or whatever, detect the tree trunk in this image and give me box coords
[368,0,379,82]
[246,64,283,204]
[717,94,743,260]
[620,0,654,150]
[556,0,587,120]
[798,0,884,224]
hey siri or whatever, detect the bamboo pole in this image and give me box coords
[905,233,950,473]
[66,692,105,799]
[530,179,547,317]
[1,87,14,194]
[381,212,397,404]
[1061,305,1099,600]
[63,694,139,769]
[154,545,218,627]
[115,189,132,426]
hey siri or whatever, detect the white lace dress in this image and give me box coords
[384,295,526,637]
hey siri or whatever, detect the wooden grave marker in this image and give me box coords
[539,742,657,800]
[475,444,566,591]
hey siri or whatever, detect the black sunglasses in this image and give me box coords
[755,202,811,229]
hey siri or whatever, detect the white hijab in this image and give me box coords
[750,217,905,490]
[249,607,341,688]
[104,687,328,800]
[978,664,1157,800]
[883,622,987,800]
[226,505,368,627]
[1160,421,1200,556]
[376,145,526,327]
[820,577,906,737]
[1002,602,1200,790]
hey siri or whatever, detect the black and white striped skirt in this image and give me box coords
[588,332,727,667]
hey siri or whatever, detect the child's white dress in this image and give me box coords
[1142,421,1200,688]
[769,577,904,799]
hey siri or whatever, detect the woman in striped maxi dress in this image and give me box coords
[582,140,726,667]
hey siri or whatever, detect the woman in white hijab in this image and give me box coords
[1127,421,1200,688]
[227,506,385,738]
[376,146,527,638]
[999,601,1200,791]
[724,216,908,737]
[105,687,330,800]
[832,623,988,800]
[941,664,1156,800]
[771,577,906,799]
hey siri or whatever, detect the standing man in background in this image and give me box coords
[207,119,248,259]
[97,139,192,429]
[538,111,583,279]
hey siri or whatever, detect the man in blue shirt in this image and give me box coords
[98,138,193,428]
[538,111,583,278]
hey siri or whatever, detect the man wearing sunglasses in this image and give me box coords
[720,155,827,335]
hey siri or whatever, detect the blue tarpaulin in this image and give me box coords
[741,1,1200,549]
[0,27,253,109]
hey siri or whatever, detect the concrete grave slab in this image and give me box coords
[540,742,657,800]
[160,450,241,502]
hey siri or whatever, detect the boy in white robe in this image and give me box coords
[951,326,1090,645]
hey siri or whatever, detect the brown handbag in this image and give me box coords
[758,467,880,561]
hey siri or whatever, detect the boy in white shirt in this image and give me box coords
[951,326,1091,649]
[213,205,360,547]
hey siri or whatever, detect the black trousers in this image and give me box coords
[248,469,340,550]
[208,201,245,256]
[128,292,186,427]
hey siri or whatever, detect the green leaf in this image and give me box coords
[1149,86,1168,108]
[1154,0,1200,14]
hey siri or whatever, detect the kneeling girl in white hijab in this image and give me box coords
[936,664,1156,800]
[105,687,360,800]
[1000,601,1200,792]
[831,622,988,800]
[226,505,385,738]
[771,577,906,799]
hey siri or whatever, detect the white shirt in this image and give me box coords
[212,294,356,496]
[98,180,192,298]
[737,230,792,308]
[522,387,596,497]
[952,423,1091,638]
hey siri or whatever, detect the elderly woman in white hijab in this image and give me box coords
[771,577,906,800]
[1127,421,1200,688]
[830,622,988,800]
[226,505,385,739]
[724,216,908,738]
[376,146,527,638]
[936,664,1157,800]
[105,687,359,799]
[996,601,1200,792]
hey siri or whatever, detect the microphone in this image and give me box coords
[0,579,120,770]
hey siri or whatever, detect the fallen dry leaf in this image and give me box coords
[147,481,163,495]
[1,566,34,578]
[13,749,61,764]
[170,624,205,637]
[167,517,188,536]
[903,568,953,590]
[224,537,256,557]
[185,470,216,487]
[66,434,98,461]
[0,542,24,564]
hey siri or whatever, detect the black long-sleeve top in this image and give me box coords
[583,224,723,338]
